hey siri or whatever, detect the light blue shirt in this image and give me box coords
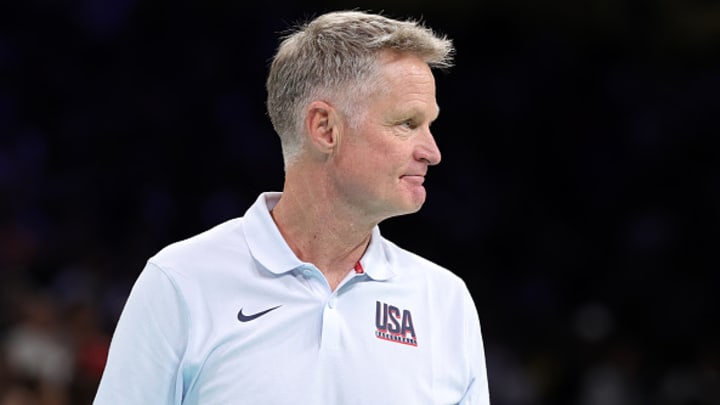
[94,192,490,404]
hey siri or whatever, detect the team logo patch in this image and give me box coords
[375,301,418,346]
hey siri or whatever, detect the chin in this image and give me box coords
[397,199,426,216]
[408,202,425,214]
[376,201,422,222]
[375,190,427,220]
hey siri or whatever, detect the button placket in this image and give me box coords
[320,293,342,351]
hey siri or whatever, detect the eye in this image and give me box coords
[399,119,417,130]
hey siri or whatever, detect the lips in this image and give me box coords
[400,175,425,185]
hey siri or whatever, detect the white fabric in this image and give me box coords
[94,192,490,404]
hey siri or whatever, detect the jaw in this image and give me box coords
[379,180,428,219]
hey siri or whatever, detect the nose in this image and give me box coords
[415,128,442,166]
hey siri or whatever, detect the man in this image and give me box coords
[94,10,490,404]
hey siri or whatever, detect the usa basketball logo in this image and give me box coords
[374,301,417,346]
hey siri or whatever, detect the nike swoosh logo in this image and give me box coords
[237,305,282,322]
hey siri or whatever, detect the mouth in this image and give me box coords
[400,175,425,185]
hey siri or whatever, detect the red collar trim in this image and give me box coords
[354,261,364,274]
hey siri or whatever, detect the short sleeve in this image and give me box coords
[458,287,491,405]
[93,262,188,405]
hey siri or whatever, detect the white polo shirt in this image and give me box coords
[94,192,490,405]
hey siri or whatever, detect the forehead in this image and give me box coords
[371,52,439,116]
[376,50,435,81]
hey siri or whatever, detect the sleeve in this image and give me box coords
[457,287,491,405]
[93,262,189,405]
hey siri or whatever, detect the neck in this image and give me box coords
[271,167,375,290]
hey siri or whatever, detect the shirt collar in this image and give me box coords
[358,226,394,281]
[243,192,395,281]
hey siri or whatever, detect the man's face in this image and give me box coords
[332,52,442,222]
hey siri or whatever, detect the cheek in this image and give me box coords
[364,149,402,175]
[341,154,394,192]
[342,125,408,178]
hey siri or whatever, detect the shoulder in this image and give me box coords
[148,217,248,275]
[381,237,468,291]
[378,236,481,334]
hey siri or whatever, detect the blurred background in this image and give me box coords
[1,0,718,404]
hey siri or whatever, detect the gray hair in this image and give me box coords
[265,10,455,167]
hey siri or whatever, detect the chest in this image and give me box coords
[178,282,465,404]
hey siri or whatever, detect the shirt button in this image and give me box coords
[302,268,312,277]
[328,297,337,309]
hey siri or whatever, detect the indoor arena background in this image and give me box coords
[1,1,718,404]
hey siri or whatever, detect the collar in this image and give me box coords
[243,192,394,281]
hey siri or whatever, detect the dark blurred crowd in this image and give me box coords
[1,1,719,404]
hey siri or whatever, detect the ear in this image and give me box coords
[305,100,341,155]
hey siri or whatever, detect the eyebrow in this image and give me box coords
[401,105,440,123]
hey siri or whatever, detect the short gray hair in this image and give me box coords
[266,10,455,167]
